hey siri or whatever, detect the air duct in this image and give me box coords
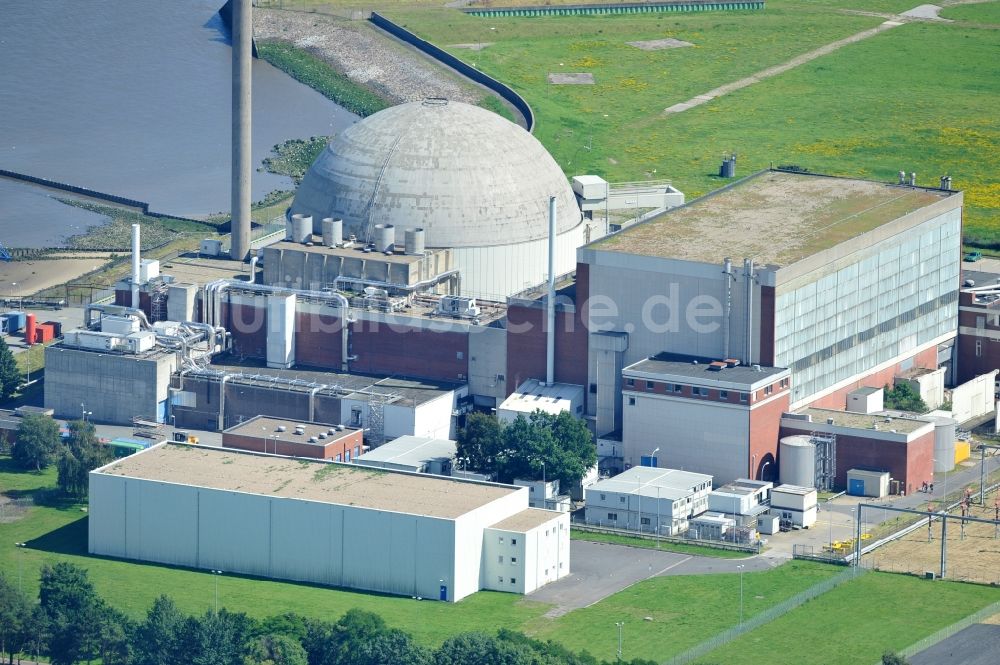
[722,257,733,360]
[230,0,252,261]
[743,258,754,365]
[546,196,556,387]
[131,223,141,309]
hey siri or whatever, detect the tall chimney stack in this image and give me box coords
[546,196,557,387]
[230,0,252,261]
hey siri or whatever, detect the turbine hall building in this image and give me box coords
[88,443,569,601]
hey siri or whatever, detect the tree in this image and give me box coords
[883,383,927,413]
[881,652,911,665]
[302,610,389,665]
[0,573,32,664]
[57,419,111,497]
[503,412,596,490]
[0,337,21,401]
[432,632,535,665]
[347,629,429,665]
[182,609,257,665]
[133,595,185,665]
[39,562,105,665]
[12,413,62,471]
[95,605,133,665]
[456,412,504,476]
[244,634,308,665]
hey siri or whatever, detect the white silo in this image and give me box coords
[404,227,425,255]
[374,224,395,253]
[779,435,816,488]
[322,218,343,247]
[930,416,957,472]
[290,214,312,244]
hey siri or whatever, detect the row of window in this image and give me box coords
[498,555,518,564]
[333,445,362,463]
[498,536,518,545]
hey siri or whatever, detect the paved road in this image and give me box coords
[910,623,1000,665]
[529,540,773,616]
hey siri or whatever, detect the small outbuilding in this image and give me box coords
[846,468,890,498]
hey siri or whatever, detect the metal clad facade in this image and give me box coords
[88,473,465,600]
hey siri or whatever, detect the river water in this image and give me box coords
[0,0,357,247]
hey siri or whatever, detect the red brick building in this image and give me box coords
[222,415,363,461]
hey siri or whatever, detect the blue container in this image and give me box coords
[4,311,25,332]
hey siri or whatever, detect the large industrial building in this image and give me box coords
[89,443,569,601]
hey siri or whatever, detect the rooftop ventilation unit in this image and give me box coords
[438,295,480,319]
[294,426,305,435]
[276,425,286,432]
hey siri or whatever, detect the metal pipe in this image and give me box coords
[131,224,141,308]
[219,374,230,431]
[332,270,461,295]
[546,196,556,387]
[85,303,152,330]
[230,0,252,261]
[309,385,327,422]
[249,256,258,283]
[743,258,754,365]
[722,257,733,359]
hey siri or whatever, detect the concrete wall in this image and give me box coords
[951,370,998,424]
[45,346,176,424]
[89,471,468,600]
[468,326,508,407]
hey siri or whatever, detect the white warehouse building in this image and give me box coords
[89,444,569,602]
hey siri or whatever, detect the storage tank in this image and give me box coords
[290,214,312,244]
[322,218,343,247]
[404,227,425,255]
[779,435,816,487]
[24,313,36,346]
[373,224,395,253]
[931,416,957,472]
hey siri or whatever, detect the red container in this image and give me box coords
[34,324,54,344]
[24,313,36,346]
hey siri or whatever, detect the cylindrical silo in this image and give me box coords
[284,216,294,241]
[404,227,425,255]
[373,224,395,253]
[322,218,343,247]
[290,214,312,244]
[24,313,36,346]
[779,435,816,487]
[931,416,957,472]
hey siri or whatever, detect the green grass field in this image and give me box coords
[696,572,1000,665]
[3,456,998,662]
[385,0,1000,248]
[941,2,1000,24]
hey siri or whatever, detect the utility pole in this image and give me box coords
[615,621,624,662]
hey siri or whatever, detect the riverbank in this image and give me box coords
[254,8,487,105]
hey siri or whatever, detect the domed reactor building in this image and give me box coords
[263,99,594,301]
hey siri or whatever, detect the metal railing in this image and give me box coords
[570,519,760,554]
[664,567,863,665]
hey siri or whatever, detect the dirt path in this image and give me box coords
[663,18,905,115]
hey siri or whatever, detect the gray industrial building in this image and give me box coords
[354,435,457,475]
[89,443,569,601]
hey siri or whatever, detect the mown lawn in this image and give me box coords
[940,2,1000,24]
[697,571,1000,665]
[385,1,1000,247]
[531,560,842,662]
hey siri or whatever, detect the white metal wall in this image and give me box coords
[412,391,457,440]
[622,391,747,484]
[89,473,464,600]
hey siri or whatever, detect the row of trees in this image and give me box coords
[0,336,23,401]
[10,415,112,497]
[457,411,597,489]
[0,564,655,665]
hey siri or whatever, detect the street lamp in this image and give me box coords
[649,447,660,468]
[211,570,224,612]
[615,621,624,662]
[15,542,26,592]
[736,564,745,625]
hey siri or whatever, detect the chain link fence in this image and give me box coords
[869,598,1000,665]
[663,567,863,665]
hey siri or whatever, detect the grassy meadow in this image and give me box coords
[383,0,1000,247]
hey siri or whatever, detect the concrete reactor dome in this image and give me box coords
[290,99,583,248]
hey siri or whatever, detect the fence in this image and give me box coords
[571,519,760,554]
[464,1,765,18]
[664,566,863,665]
[870,598,1000,665]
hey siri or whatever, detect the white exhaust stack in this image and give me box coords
[546,196,556,387]
[131,223,141,308]
[230,0,252,261]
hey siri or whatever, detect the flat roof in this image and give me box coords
[488,508,562,532]
[191,357,460,408]
[224,415,358,445]
[794,408,929,434]
[98,444,517,519]
[591,170,954,266]
[355,435,456,467]
[499,379,584,415]
[591,466,712,500]
[773,484,817,496]
[266,239,436,266]
[624,353,788,386]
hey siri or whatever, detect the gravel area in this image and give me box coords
[254,9,483,105]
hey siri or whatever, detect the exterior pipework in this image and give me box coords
[722,257,733,360]
[546,196,556,387]
[743,258,754,365]
[131,224,141,308]
[230,0,252,261]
